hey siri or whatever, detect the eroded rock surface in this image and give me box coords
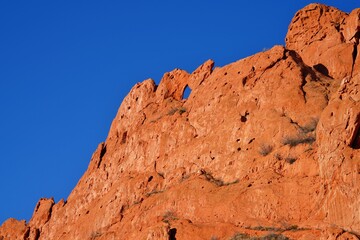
[1,3,359,240]
[286,4,360,79]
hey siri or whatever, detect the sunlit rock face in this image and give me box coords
[1,4,359,240]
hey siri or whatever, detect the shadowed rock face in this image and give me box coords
[1,3,360,240]
[286,4,360,80]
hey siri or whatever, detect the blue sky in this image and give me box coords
[0,1,358,224]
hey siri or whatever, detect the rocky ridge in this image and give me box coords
[1,3,359,240]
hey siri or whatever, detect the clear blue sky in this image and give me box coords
[0,1,358,224]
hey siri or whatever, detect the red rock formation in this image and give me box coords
[1,3,359,240]
[286,4,360,79]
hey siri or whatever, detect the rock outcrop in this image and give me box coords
[286,4,360,79]
[1,3,359,240]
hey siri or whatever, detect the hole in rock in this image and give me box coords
[182,85,191,99]
[242,77,247,86]
[241,111,249,123]
[121,131,127,144]
[168,228,177,240]
[148,176,153,182]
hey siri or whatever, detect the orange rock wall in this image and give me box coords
[1,3,359,240]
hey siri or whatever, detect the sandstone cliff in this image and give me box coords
[1,3,359,240]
